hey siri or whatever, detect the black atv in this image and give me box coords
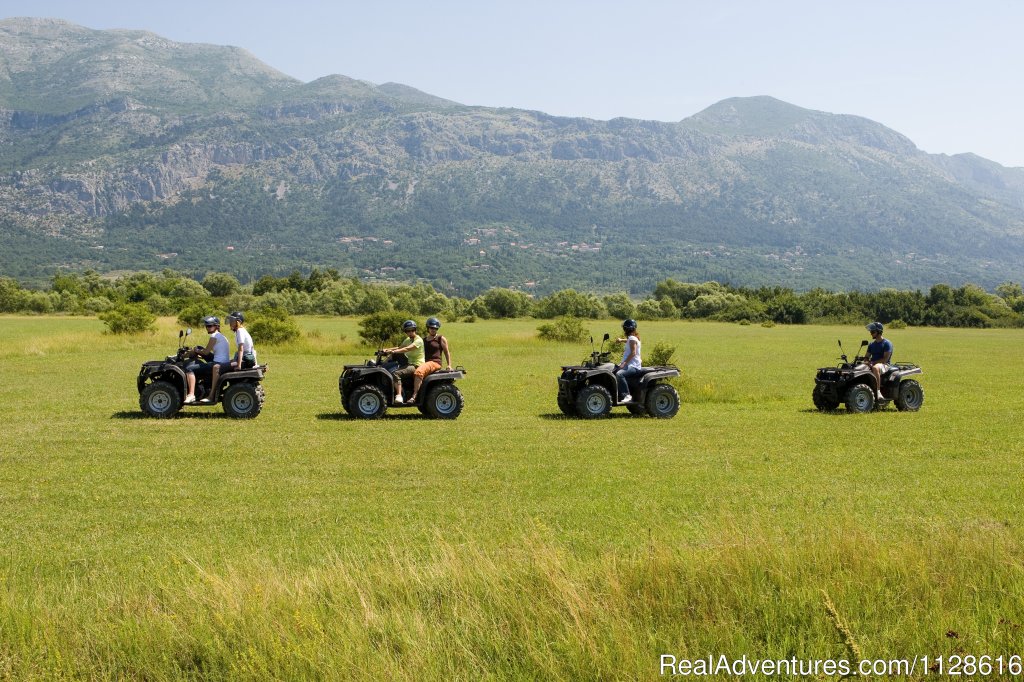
[557,334,681,418]
[138,328,267,419]
[339,350,466,419]
[813,339,924,413]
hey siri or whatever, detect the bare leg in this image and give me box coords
[185,373,196,402]
[204,365,221,403]
[872,366,883,398]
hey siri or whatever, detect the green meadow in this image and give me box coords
[1,316,1023,679]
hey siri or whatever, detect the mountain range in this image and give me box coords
[2,16,1024,295]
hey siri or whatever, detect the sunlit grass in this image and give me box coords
[1,316,1023,678]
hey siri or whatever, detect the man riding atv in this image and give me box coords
[865,321,893,401]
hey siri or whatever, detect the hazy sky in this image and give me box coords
[5,0,1023,167]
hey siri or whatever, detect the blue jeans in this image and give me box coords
[615,366,642,399]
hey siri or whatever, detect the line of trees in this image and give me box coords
[1,270,1023,330]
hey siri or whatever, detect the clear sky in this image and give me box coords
[5,0,1023,167]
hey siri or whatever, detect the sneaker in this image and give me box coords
[394,395,404,404]
[620,394,632,404]
[876,394,884,401]
[183,395,196,404]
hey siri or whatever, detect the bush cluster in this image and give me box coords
[2,270,1023,333]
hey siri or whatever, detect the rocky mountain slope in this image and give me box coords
[2,17,1023,293]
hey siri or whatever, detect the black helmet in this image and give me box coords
[426,316,441,330]
[402,319,417,331]
[202,315,220,327]
[622,318,638,332]
[227,311,244,323]
[866,321,884,333]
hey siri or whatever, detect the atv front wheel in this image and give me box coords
[645,384,680,419]
[626,403,647,416]
[895,380,924,412]
[349,384,387,419]
[140,380,181,418]
[557,395,577,416]
[425,384,464,419]
[844,384,875,413]
[812,384,840,412]
[575,384,612,419]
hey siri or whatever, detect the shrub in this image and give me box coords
[248,309,301,345]
[647,341,676,366]
[177,303,222,329]
[888,318,907,329]
[359,310,417,346]
[537,316,587,343]
[99,303,156,335]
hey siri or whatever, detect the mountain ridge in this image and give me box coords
[1,18,1023,294]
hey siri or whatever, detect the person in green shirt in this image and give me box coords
[383,319,424,404]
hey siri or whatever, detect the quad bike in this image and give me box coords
[557,334,681,418]
[138,328,267,419]
[813,339,924,413]
[339,349,466,419]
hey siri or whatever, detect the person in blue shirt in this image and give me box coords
[864,321,893,400]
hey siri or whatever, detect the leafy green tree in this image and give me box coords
[535,289,606,319]
[202,272,241,297]
[474,288,534,318]
[358,310,417,345]
[603,293,636,320]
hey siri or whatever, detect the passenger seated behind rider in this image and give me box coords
[382,320,423,404]
[201,311,258,404]
[410,317,452,403]
[184,315,231,404]
[614,318,642,404]
[864,321,892,401]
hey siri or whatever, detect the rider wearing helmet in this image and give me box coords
[864,321,893,401]
[200,311,258,404]
[383,320,424,404]
[409,316,452,402]
[614,319,642,403]
[184,315,231,404]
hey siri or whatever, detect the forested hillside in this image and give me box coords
[2,18,1024,294]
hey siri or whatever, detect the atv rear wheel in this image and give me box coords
[140,380,181,418]
[895,379,924,411]
[844,384,875,413]
[645,384,680,419]
[812,384,840,411]
[575,384,612,419]
[425,384,464,419]
[349,384,387,419]
[223,383,263,419]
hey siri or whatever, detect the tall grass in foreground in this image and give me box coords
[2,525,1022,679]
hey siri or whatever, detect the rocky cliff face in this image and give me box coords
[2,18,1024,290]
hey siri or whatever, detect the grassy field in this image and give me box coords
[1,315,1023,679]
